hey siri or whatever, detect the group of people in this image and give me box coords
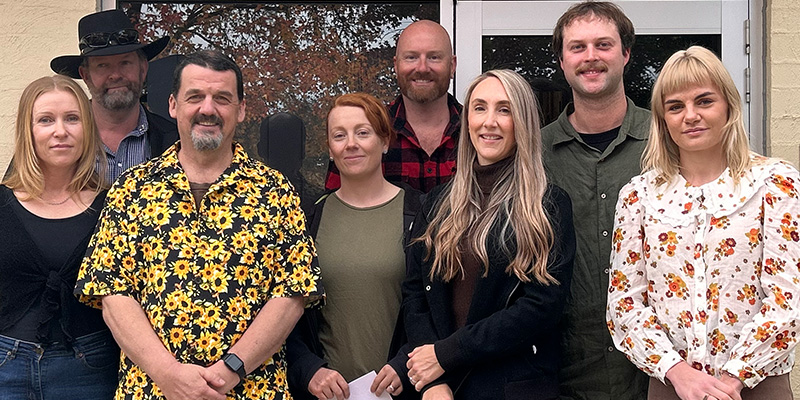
[1,2,798,400]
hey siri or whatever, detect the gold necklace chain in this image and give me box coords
[41,195,72,206]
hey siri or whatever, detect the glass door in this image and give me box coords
[445,0,758,145]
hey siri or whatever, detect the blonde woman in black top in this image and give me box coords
[0,75,114,399]
[402,70,575,400]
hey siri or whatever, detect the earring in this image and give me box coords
[329,156,334,160]
[382,149,388,154]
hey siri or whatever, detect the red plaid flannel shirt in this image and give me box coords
[324,94,462,193]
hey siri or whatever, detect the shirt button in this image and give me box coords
[531,345,537,354]
[426,168,433,173]
[425,285,431,291]
[117,162,123,168]
[601,193,607,199]
[604,268,610,274]
[608,346,615,352]
[602,230,609,237]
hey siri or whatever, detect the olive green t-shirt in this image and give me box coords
[315,190,406,381]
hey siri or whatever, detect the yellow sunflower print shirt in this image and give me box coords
[76,142,322,400]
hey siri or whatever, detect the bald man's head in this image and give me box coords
[394,20,456,104]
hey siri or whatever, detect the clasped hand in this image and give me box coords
[406,344,445,392]
[666,361,743,400]
[155,361,238,400]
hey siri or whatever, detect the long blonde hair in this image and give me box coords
[419,69,556,284]
[4,75,106,198]
[643,46,751,183]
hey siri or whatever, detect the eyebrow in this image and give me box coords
[567,36,615,43]
[664,91,716,105]
[693,91,715,100]
[33,108,81,115]
[184,89,235,98]
[470,98,511,107]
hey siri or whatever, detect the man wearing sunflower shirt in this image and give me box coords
[75,50,323,400]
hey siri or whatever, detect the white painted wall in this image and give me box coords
[0,0,96,174]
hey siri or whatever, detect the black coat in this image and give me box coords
[144,108,179,158]
[286,185,423,400]
[401,183,576,400]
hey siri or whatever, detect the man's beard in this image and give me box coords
[190,114,224,151]
[90,81,142,111]
[398,72,451,104]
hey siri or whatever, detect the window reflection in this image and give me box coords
[121,2,437,206]
[482,35,721,125]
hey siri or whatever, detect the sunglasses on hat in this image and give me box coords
[79,29,140,52]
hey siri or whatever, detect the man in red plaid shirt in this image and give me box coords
[325,20,462,193]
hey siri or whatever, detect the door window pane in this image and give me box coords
[482,34,721,125]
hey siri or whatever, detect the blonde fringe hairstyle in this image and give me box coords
[643,45,751,184]
[3,75,106,200]
[419,69,556,284]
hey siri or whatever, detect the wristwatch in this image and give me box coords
[222,353,247,382]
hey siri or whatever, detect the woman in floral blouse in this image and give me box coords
[607,46,799,400]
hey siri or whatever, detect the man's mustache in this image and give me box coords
[192,114,223,126]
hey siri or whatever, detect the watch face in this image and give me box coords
[224,353,244,374]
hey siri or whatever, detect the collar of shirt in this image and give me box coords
[145,141,257,194]
[101,105,149,153]
[133,104,150,137]
[636,155,787,226]
[388,93,462,144]
[550,97,648,147]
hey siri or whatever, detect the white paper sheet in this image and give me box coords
[346,370,392,400]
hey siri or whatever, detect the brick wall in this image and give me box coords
[767,0,800,168]
[769,1,800,395]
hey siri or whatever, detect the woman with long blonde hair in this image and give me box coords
[401,69,575,400]
[0,75,115,398]
[608,46,799,400]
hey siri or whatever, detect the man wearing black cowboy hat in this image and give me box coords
[51,9,178,183]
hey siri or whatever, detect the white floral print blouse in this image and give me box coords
[606,154,800,388]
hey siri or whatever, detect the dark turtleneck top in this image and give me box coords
[451,156,514,329]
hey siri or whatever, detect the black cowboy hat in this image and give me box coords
[50,9,170,79]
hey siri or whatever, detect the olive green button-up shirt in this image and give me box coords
[542,98,650,400]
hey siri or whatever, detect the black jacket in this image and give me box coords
[144,108,179,158]
[401,183,576,400]
[286,185,423,400]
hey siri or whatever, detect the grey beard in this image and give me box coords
[191,131,223,151]
[96,89,139,111]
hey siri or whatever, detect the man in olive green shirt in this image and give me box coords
[541,2,650,399]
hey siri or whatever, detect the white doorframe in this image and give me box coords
[446,0,761,146]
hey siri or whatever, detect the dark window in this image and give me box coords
[122,2,438,204]
[482,34,722,125]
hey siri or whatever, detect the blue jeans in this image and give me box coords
[0,330,119,400]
